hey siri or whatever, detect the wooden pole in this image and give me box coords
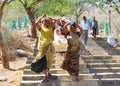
[109,10,111,35]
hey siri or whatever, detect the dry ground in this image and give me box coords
[0,57,27,86]
[0,26,35,86]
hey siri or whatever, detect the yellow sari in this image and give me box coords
[33,25,54,68]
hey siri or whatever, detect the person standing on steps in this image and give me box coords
[31,14,57,82]
[61,22,83,81]
[80,16,90,45]
[90,16,98,39]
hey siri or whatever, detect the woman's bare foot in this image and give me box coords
[48,73,58,80]
[72,76,79,81]
[42,77,49,83]
[74,76,79,81]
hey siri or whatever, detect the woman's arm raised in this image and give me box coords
[63,22,70,35]
[76,24,83,36]
[35,14,46,31]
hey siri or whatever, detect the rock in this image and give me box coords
[0,77,8,81]
[107,36,116,46]
[15,49,27,57]
[27,35,31,38]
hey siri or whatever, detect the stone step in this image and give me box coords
[105,50,120,55]
[26,60,33,64]
[81,56,112,59]
[84,38,108,56]
[81,55,120,59]
[84,60,120,64]
[103,48,120,52]
[108,52,120,55]
[89,67,120,73]
[24,66,120,74]
[23,68,89,74]
[82,58,114,61]
[24,68,67,74]
[26,58,118,64]
[22,73,120,81]
[84,60,116,63]
[51,62,120,68]
[106,50,120,52]
[22,73,93,80]
[86,63,120,68]
[25,63,62,69]
[80,52,91,55]
[96,43,113,47]
[82,58,118,62]
[25,63,120,70]
[21,78,120,86]
[94,38,120,55]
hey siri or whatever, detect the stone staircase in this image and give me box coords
[20,37,120,86]
[94,37,120,55]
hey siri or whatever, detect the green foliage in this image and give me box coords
[3,0,120,20]
[23,0,38,8]
[34,0,74,17]
[2,0,26,21]
[5,0,21,10]
[19,0,42,9]
[86,0,120,14]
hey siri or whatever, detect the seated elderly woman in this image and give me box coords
[53,27,67,43]
[53,26,68,52]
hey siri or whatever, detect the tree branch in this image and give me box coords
[19,0,27,8]
[0,0,8,12]
[115,8,120,14]
[19,0,24,4]
[7,0,15,4]
[77,3,88,17]
[31,0,42,6]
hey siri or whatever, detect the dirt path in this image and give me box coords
[0,57,27,86]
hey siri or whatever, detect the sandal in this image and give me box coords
[42,78,49,83]
[48,73,58,80]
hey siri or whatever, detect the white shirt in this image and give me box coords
[80,20,89,30]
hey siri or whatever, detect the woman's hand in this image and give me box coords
[63,22,70,35]
[76,24,83,37]
[42,14,46,18]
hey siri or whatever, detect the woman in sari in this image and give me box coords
[32,14,56,81]
[61,22,83,81]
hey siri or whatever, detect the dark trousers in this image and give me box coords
[92,28,97,38]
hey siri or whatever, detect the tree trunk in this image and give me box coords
[0,19,10,70]
[25,7,37,38]
[76,14,79,24]
[0,46,10,69]
[0,0,10,69]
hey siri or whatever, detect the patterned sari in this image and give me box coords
[61,31,80,76]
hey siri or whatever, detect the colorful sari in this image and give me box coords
[61,31,80,76]
[32,25,54,73]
